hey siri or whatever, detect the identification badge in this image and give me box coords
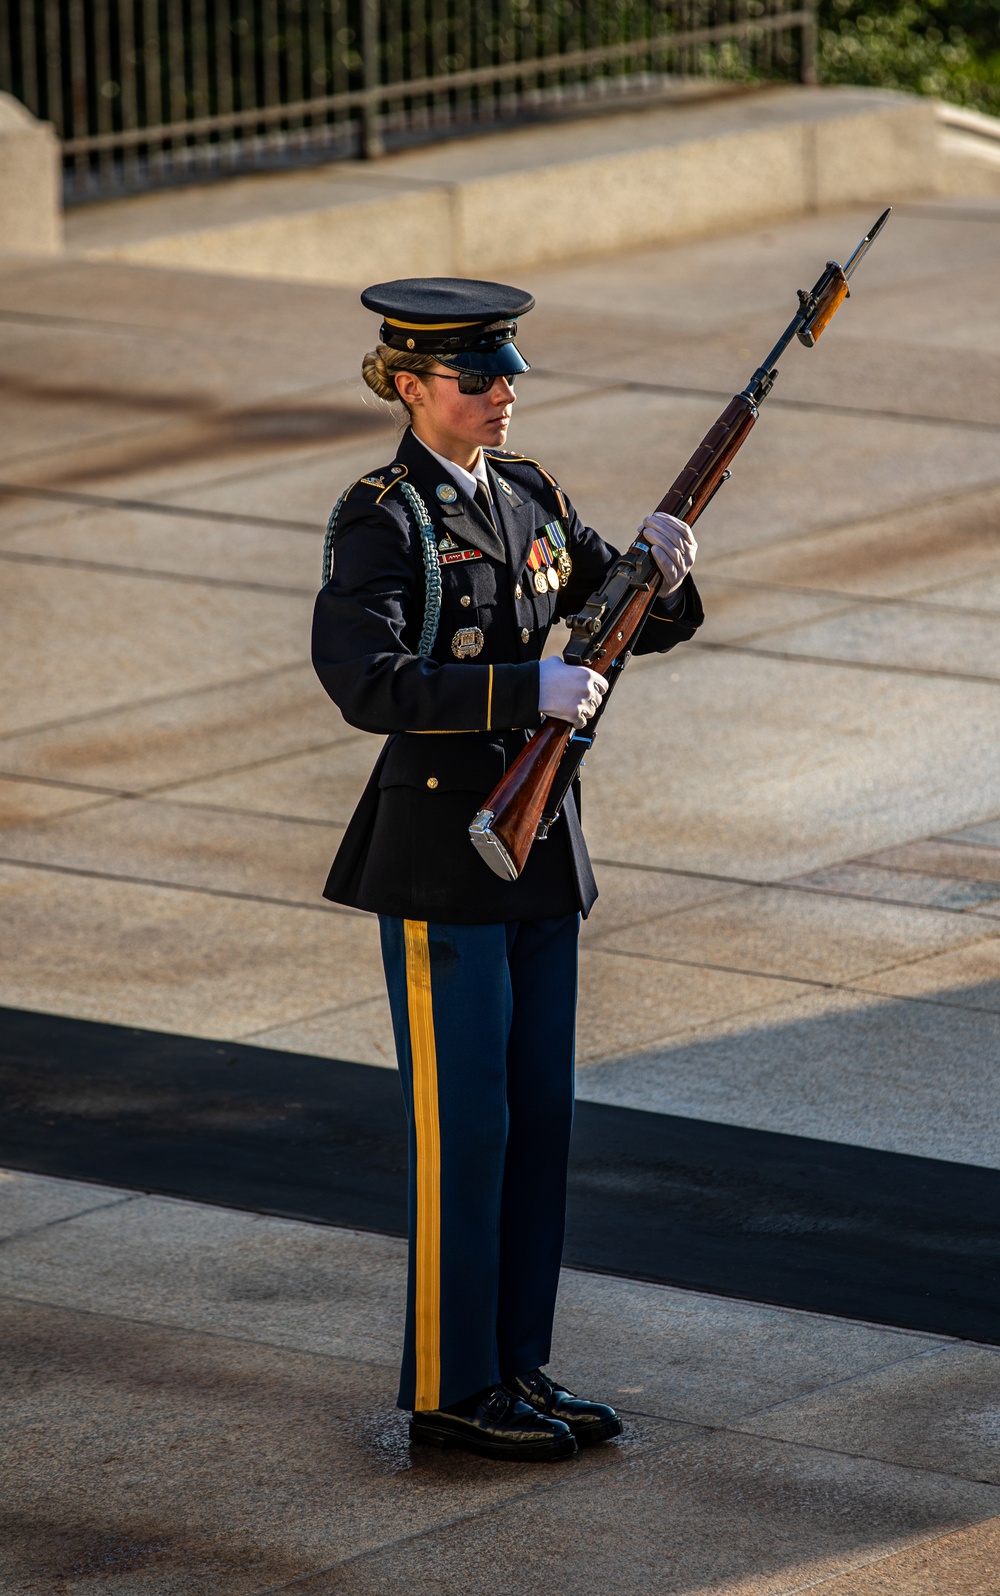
[452,626,485,659]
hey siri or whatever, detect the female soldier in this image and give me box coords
[312,277,701,1463]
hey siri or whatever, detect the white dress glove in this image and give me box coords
[639,511,698,593]
[538,657,608,729]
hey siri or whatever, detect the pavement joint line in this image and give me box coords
[136,794,355,829]
[0,305,376,344]
[591,856,1000,923]
[246,1420,708,1596]
[588,920,1000,1001]
[246,1419,1000,1596]
[588,940,841,991]
[0,1286,401,1377]
[234,990,390,1040]
[769,1524,1000,1596]
[0,770,134,797]
[0,1193,139,1247]
[933,833,1000,851]
[697,572,1000,621]
[710,599,863,649]
[0,481,321,534]
[3,1175,971,1354]
[687,477,1000,565]
[531,366,1000,434]
[4,845,995,974]
[898,200,1000,223]
[733,1342,953,1422]
[2,786,354,831]
[586,932,1000,1021]
[0,853,363,917]
[141,734,366,794]
[692,637,1000,688]
[0,547,317,597]
[610,1403,1000,1492]
[0,418,191,478]
[0,306,222,336]
[0,659,307,746]
[0,731,365,803]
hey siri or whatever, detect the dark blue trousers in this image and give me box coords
[378,913,579,1413]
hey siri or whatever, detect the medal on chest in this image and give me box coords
[526,520,572,592]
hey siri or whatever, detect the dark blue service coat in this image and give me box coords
[311,426,703,922]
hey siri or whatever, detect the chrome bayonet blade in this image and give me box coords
[843,207,892,282]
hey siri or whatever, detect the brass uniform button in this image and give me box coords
[426,776,439,789]
[460,594,471,607]
[520,627,530,644]
[515,584,523,599]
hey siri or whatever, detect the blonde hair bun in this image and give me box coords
[362,343,438,406]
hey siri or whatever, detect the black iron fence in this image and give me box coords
[1,0,816,202]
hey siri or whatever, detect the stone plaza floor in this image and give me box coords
[1,195,1000,1590]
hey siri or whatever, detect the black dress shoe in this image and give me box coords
[410,1383,577,1461]
[506,1369,624,1446]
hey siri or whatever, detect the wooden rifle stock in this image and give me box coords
[469,211,891,882]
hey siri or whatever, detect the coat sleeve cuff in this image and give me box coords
[489,662,540,730]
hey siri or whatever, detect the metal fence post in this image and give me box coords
[799,0,818,85]
[360,0,384,157]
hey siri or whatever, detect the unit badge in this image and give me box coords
[436,482,459,503]
[451,626,485,658]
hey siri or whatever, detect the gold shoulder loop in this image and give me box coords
[348,462,409,504]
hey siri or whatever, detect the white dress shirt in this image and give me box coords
[414,436,493,508]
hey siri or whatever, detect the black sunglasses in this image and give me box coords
[428,370,519,396]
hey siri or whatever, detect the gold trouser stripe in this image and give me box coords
[486,664,494,732]
[403,919,441,1411]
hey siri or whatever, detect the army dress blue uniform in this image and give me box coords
[313,421,703,1419]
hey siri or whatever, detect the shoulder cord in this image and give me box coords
[400,481,442,658]
[325,488,352,590]
[320,480,442,659]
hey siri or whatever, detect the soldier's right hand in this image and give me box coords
[538,658,608,729]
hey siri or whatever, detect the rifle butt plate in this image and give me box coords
[469,810,519,880]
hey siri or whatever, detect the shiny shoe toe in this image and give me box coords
[506,1368,624,1446]
[410,1383,578,1461]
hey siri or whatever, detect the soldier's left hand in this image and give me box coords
[639,512,697,593]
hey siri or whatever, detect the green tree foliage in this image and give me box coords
[818,0,1000,115]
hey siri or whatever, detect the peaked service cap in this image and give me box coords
[361,276,534,379]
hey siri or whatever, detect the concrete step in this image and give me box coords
[937,100,1000,196]
[65,84,939,287]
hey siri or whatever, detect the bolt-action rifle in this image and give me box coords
[469,208,892,881]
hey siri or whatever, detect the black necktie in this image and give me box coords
[473,480,496,528]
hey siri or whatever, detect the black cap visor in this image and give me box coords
[439,341,530,379]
